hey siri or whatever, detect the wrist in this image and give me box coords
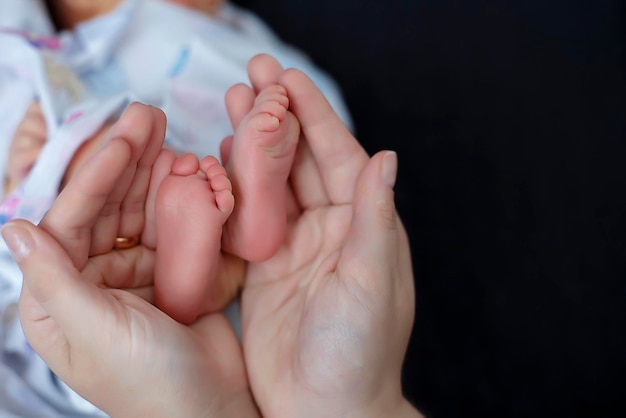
[393,398,425,418]
[109,388,260,418]
[212,388,261,418]
[173,385,261,418]
[349,394,424,418]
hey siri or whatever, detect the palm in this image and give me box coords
[231,64,416,416]
[242,203,412,415]
[19,227,248,417]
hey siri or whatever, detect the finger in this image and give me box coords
[85,246,156,291]
[10,102,47,143]
[279,68,369,205]
[285,181,300,221]
[6,145,45,181]
[225,84,255,130]
[117,105,167,239]
[247,53,284,92]
[16,101,46,130]
[220,135,233,165]
[9,129,46,152]
[341,151,416,348]
[288,139,329,209]
[41,137,132,269]
[25,101,44,118]
[143,148,176,249]
[339,151,413,293]
[12,117,47,145]
[90,103,164,255]
[225,53,284,131]
[9,140,46,161]
[3,220,106,376]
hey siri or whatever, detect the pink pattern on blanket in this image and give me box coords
[1,28,62,50]
[0,195,20,226]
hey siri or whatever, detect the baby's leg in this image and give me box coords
[154,153,234,324]
[222,84,300,261]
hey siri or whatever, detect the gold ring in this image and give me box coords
[114,235,141,250]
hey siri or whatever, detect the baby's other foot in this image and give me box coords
[223,84,300,261]
[154,153,234,324]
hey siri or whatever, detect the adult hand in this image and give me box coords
[3,103,256,418]
[226,55,421,417]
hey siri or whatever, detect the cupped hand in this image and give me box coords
[4,103,256,418]
[227,56,420,417]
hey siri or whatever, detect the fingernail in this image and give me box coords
[1,224,33,262]
[381,151,398,189]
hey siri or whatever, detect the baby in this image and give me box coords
[0,0,349,416]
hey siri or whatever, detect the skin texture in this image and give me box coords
[153,152,235,324]
[221,84,299,262]
[46,0,224,30]
[153,84,297,324]
[5,55,422,417]
[167,0,224,16]
[47,0,121,29]
[231,56,419,417]
[60,123,111,190]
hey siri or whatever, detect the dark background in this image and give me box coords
[233,0,626,416]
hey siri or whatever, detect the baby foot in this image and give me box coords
[222,84,300,261]
[154,153,234,324]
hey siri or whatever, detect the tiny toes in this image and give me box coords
[200,155,231,193]
[200,155,221,173]
[210,174,231,192]
[256,85,289,108]
[205,161,227,180]
[252,85,289,128]
[258,99,288,120]
[198,155,233,217]
[172,153,200,176]
[215,189,234,216]
[255,113,281,132]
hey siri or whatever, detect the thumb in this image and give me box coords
[2,220,102,375]
[339,151,416,370]
[340,151,407,290]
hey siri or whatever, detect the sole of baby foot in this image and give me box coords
[223,84,300,262]
[155,154,234,324]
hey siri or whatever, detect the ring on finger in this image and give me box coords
[114,235,141,250]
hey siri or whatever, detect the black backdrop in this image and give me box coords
[232,0,626,416]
